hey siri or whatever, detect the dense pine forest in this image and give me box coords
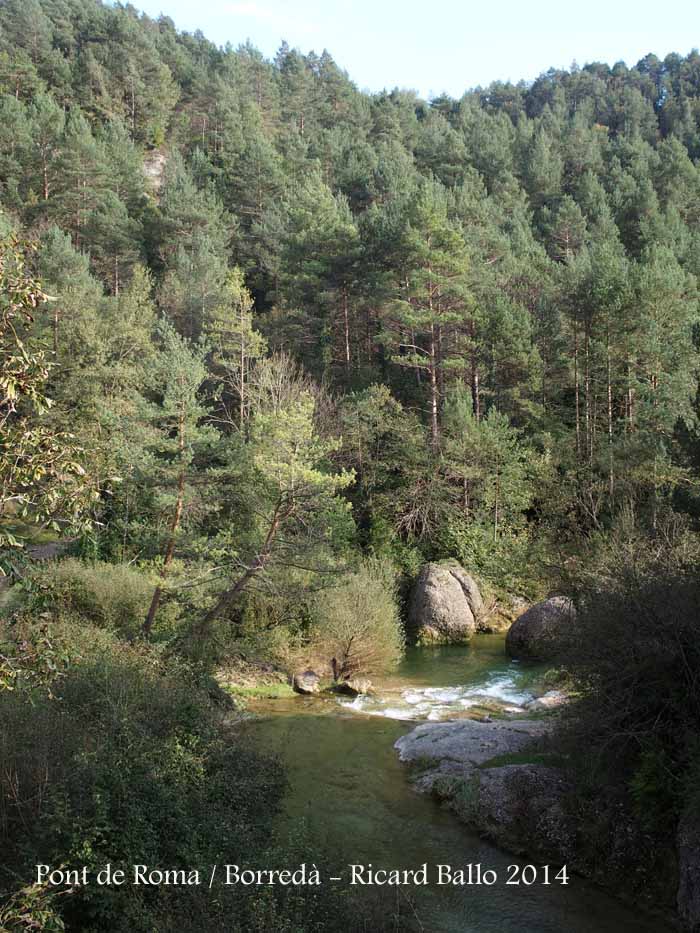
[2,1,700,930]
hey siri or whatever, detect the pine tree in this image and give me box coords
[142,322,214,636]
[281,171,362,379]
[50,110,110,248]
[380,180,474,448]
[206,267,267,430]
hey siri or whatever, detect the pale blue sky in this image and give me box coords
[135,0,700,98]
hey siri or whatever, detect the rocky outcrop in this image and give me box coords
[525,690,569,711]
[678,810,700,931]
[505,596,576,661]
[461,763,574,861]
[395,717,573,863]
[293,670,321,695]
[337,678,374,696]
[143,150,167,193]
[396,717,548,779]
[480,594,529,634]
[26,540,74,561]
[408,562,484,643]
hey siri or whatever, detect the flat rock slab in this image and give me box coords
[395,718,571,864]
[395,717,548,772]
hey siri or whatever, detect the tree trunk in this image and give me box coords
[493,473,500,543]
[143,416,186,637]
[574,326,581,457]
[342,286,351,373]
[626,360,634,433]
[584,322,591,464]
[239,317,246,429]
[429,324,439,451]
[471,362,481,422]
[195,503,285,638]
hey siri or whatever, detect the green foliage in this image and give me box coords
[442,386,534,541]
[0,617,410,932]
[437,517,543,598]
[28,558,170,638]
[0,613,75,697]
[206,267,266,429]
[0,621,287,933]
[309,562,404,679]
[555,530,700,894]
[2,4,700,925]
[0,234,94,559]
[223,682,295,700]
[0,883,66,933]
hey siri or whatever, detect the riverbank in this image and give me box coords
[393,699,678,929]
[241,641,668,932]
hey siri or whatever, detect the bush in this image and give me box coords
[435,514,545,600]
[26,559,179,637]
[555,531,700,901]
[0,619,285,932]
[309,562,403,680]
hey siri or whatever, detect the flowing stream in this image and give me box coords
[243,636,669,932]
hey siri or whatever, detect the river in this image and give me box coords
[243,636,669,932]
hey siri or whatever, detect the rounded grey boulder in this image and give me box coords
[505,597,575,661]
[409,562,484,644]
[293,670,321,694]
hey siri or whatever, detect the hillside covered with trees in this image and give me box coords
[2,0,700,929]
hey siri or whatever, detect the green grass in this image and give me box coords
[479,750,567,770]
[406,755,441,776]
[223,682,296,700]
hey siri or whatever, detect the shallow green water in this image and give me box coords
[244,637,668,932]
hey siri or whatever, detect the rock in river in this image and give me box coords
[293,670,321,694]
[337,678,374,696]
[525,690,569,711]
[505,596,576,661]
[396,717,547,778]
[408,561,484,644]
[395,717,574,863]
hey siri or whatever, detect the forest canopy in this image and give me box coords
[1,0,699,578]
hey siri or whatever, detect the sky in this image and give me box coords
[134,0,700,98]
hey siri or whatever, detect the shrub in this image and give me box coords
[555,533,700,901]
[435,514,545,600]
[0,620,286,932]
[26,559,176,637]
[309,562,403,680]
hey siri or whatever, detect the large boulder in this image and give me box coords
[460,763,574,862]
[408,562,484,644]
[293,670,321,695]
[506,596,575,661]
[396,718,548,773]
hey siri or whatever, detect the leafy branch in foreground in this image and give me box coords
[0,234,94,558]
